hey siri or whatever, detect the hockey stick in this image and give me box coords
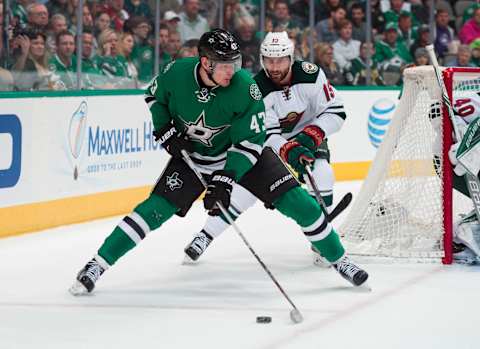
[304,165,352,221]
[180,150,303,324]
[426,45,480,222]
[328,192,353,221]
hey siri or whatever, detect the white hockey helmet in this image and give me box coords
[260,31,295,72]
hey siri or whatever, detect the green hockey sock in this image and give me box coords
[98,194,178,265]
[274,186,323,227]
[310,229,345,263]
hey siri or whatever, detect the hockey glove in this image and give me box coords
[204,170,235,216]
[295,125,325,151]
[279,140,315,174]
[153,124,193,159]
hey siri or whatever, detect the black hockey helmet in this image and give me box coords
[198,29,241,62]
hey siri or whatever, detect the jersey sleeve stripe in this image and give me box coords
[239,140,262,155]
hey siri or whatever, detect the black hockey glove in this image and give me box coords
[153,124,193,159]
[204,170,235,216]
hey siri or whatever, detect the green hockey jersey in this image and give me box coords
[144,57,266,180]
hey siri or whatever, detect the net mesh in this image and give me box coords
[339,66,480,262]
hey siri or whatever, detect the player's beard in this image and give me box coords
[268,68,290,85]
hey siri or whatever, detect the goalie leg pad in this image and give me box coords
[454,209,480,258]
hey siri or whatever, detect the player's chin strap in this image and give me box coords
[180,150,303,323]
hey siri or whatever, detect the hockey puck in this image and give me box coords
[256,316,272,323]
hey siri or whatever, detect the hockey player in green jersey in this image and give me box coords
[69,29,367,295]
[183,31,369,285]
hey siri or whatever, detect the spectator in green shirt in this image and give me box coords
[48,30,77,89]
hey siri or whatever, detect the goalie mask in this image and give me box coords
[198,29,242,81]
[260,31,295,77]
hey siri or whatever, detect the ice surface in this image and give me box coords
[0,182,479,349]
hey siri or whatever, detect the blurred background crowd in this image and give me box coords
[0,0,480,91]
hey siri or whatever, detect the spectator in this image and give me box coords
[117,31,138,85]
[296,27,317,60]
[100,0,129,32]
[27,3,49,31]
[124,0,152,19]
[48,30,76,89]
[12,0,32,29]
[158,24,170,53]
[433,9,454,59]
[346,42,384,85]
[272,0,302,32]
[367,0,385,34]
[374,22,413,72]
[94,12,112,38]
[80,30,99,73]
[446,45,475,67]
[413,47,429,66]
[199,0,219,28]
[396,12,417,51]
[70,4,94,34]
[0,29,14,91]
[46,14,67,53]
[383,0,416,26]
[317,0,344,21]
[315,6,347,44]
[95,29,129,79]
[163,11,181,32]
[129,16,153,83]
[289,0,310,28]
[177,39,199,58]
[12,31,53,90]
[234,18,261,72]
[46,0,69,20]
[222,0,255,33]
[462,3,480,25]
[459,8,480,45]
[410,24,430,58]
[411,0,431,25]
[350,2,367,43]
[314,42,345,85]
[332,19,361,71]
[178,0,210,43]
[166,30,182,59]
[470,39,480,67]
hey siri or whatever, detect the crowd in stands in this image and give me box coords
[1,0,480,91]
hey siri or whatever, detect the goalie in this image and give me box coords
[431,91,480,264]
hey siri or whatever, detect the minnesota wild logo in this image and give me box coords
[179,110,229,147]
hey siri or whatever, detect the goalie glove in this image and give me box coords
[279,140,315,174]
[295,125,325,151]
[153,124,193,159]
[204,170,235,216]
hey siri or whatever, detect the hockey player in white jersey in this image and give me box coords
[184,31,346,267]
[431,91,480,264]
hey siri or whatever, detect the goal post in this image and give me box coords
[339,66,480,264]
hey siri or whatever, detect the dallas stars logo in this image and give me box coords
[166,172,183,191]
[180,110,229,147]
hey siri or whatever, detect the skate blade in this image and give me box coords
[355,282,372,292]
[182,254,198,265]
[69,281,89,296]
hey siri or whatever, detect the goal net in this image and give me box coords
[339,66,480,264]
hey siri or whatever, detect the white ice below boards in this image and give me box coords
[0,181,478,349]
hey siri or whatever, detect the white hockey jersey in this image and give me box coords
[253,61,347,153]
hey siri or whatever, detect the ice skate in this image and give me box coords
[333,255,369,287]
[183,231,213,263]
[69,258,106,296]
